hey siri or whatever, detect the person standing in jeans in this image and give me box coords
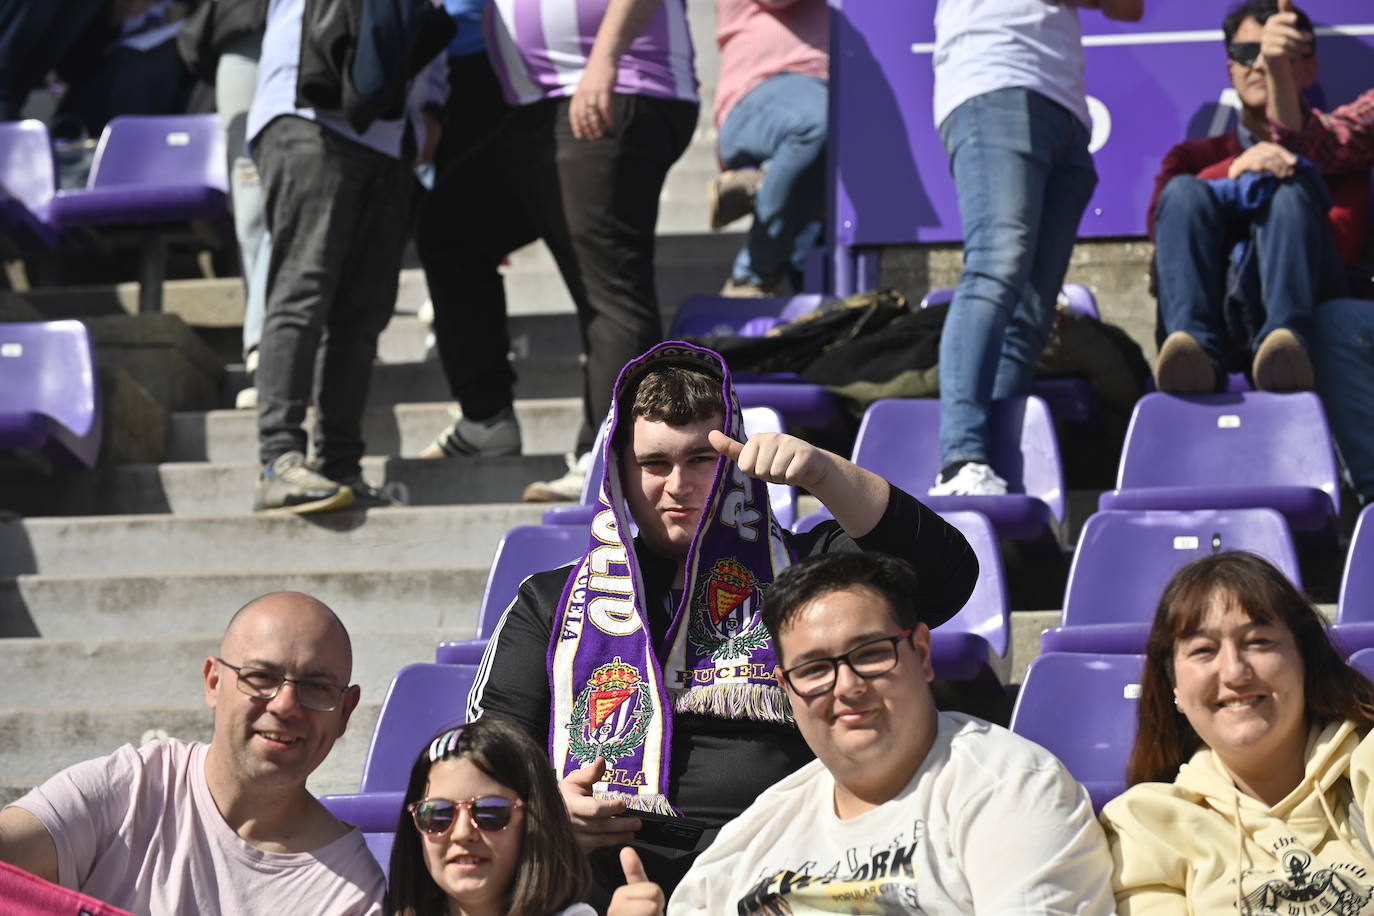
[929,0,1142,497]
[246,0,447,513]
[711,0,827,298]
[414,0,698,503]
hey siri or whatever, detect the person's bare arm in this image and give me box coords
[569,0,664,140]
[0,806,59,885]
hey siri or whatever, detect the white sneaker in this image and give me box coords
[523,451,594,502]
[928,462,1008,496]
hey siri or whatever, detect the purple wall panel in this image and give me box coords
[831,0,1374,248]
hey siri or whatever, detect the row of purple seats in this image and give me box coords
[794,509,1008,681]
[919,284,1102,423]
[319,662,479,872]
[0,116,230,313]
[0,321,102,469]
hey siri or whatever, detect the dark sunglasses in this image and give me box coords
[408,795,524,835]
[1227,41,1262,67]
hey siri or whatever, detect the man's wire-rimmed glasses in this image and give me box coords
[215,657,348,712]
[780,629,916,698]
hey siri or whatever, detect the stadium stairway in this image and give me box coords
[0,0,1218,807]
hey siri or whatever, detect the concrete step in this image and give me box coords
[169,398,584,463]
[223,355,584,409]
[0,703,380,801]
[0,629,450,710]
[0,503,548,576]
[0,567,486,639]
[0,454,568,517]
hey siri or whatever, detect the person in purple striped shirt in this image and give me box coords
[413,0,698,506]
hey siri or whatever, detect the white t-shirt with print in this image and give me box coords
[669,712,1115,915]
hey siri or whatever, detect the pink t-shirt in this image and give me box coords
[8,739,385,916]
[714,0,829,130]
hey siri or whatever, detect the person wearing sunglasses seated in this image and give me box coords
[656,551,1115,914]
[389,720,604,916]
[1147,0,1369,396]
[0,592,384,914]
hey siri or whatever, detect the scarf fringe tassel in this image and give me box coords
[672,682,794,725]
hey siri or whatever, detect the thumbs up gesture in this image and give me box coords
[558,757,641,853]
[1260,0,1312,66]
[709,430,833,491]
[607,847,667,916]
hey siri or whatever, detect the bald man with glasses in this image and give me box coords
[0,592,385,915]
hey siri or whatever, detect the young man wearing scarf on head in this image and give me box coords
[465,341,978,903]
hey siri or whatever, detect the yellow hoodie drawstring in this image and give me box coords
[1233,791,1250,914]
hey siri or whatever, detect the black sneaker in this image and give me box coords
[330,475,405,509]
[254,451,354,514]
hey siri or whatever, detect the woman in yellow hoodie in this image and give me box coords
[1101,551,1374,915]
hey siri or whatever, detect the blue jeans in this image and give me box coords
[1313,297,1374,504]
[1154,169,1346,378]
[718,72,826,288]
[216,39,271,360]
[937,88,1097,466]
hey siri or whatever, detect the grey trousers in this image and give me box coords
[254,115,409,478]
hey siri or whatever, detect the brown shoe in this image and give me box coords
[1252,327,1314,392]
[1154,331,1217,394]
[707,169,763,230]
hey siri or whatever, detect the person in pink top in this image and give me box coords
[0,592,385,916]
[711,0,828,297]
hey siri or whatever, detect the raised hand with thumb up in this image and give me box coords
[607,847,666,916]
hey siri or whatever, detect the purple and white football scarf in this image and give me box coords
[548,342,795,813]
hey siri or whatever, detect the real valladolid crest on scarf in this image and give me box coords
[547,342,795,813]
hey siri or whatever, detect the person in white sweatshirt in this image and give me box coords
[1101,550,1374,915]
[641,550,1117,915]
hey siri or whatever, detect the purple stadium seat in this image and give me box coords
[358,663,476,793]
[670,293,826,339]
[1347,648,1374,682]
[48,114,229,313]
[1098,392,1340,534]
[1326,506,1374,656]
[436,524,589,664]
[852,397,1064,541]
[543,406,798,531]
[0,120,60,252]
[1010,652,1145,812]
[918,285,1100,423]
[1041,508,1301,654]
[0,321,102,469]
[792,508,1008,680]
[1339,505,1374,623]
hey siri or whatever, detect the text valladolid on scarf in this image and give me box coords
[548,342,795,813]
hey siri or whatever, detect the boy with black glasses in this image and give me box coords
[664,551,1115,914]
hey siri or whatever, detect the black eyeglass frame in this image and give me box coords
[214,657,349,712]
[779,628,917,698]
[1227,41,1263,67]
[408,795,526,836]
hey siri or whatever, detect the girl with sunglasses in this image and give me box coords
[389,719,594,916]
